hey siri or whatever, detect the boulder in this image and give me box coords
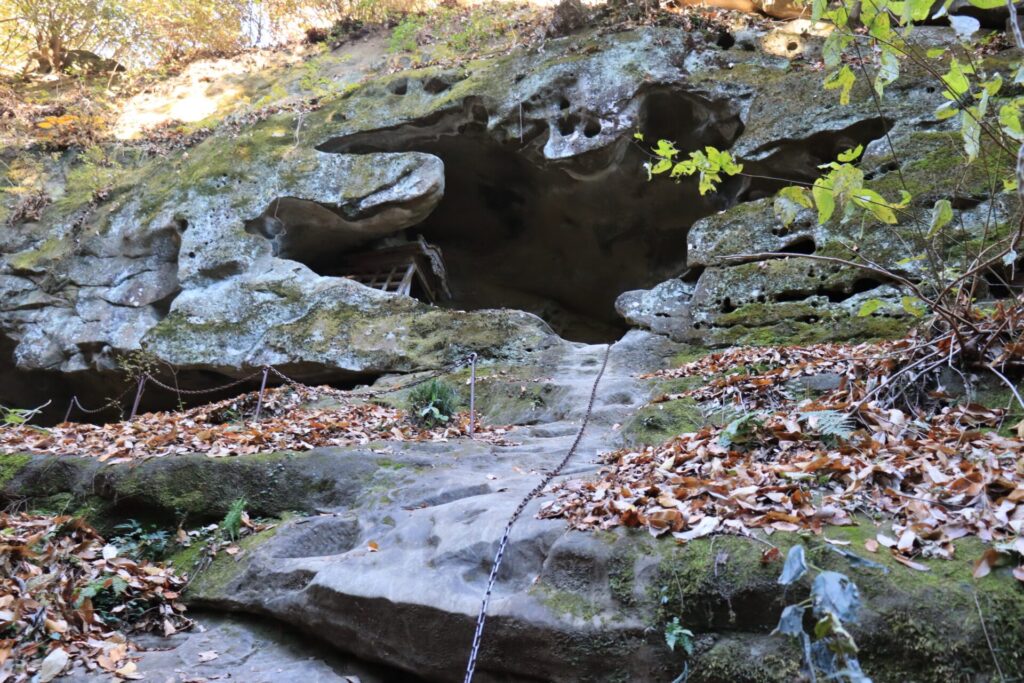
[547,0,588,37]
[614,279,694,338]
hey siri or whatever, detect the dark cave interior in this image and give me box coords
[305,87,890,343]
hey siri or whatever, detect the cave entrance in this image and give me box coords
[312,86,747,343]
[410,136,697,343]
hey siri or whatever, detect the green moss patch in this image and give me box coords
[0,453,32,488]
[623,397,704,447]
[534,584,602,622]
[176,522,283,599]
[704,312,909,348]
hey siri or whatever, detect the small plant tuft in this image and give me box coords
[110,520,172,561]
[220,497,247,542]
[664,616,695,655]
[407,379,459,428]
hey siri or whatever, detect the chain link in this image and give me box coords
[463,345,611,682]
[63,385,136,422]
[71,396,118,415]
[63,355,475,422]
[265,365,306,387]
[143,369,265,396]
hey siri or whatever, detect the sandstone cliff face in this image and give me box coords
[0,22,1016,409]
[2,19,1023,683]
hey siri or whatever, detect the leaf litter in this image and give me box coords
[540,335,1024,580]
[0,383,514,676]
[0,384,514,463]
[0,512,190,681]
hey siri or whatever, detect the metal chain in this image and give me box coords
[265,365,305,386]
[67,355,475,422]
[71,396,118,415]
[143,369,265,396]
[63,383,138,422]
[463,344,612,683]
[63,394,124,422]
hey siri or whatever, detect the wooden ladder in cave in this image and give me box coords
[325,239,451,305]
[344,262,418,296]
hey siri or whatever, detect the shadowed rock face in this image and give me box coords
[243,152,446,265]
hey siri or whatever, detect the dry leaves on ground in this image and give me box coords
[0,513,190,681]
[542,336,1024,579]
[0,384,513,463]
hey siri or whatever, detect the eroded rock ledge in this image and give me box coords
[1,23,1018,416]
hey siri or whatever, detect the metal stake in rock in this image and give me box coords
[469,353,478,438]
[129,375,147,421]
[254,366,270,421]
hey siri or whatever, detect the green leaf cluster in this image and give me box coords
[773,146,909,228]
[664,617,695,655]
[643,138,743,195]
[220,497,247,542]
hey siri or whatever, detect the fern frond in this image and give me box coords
[799,410,854,441]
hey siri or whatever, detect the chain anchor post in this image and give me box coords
[129,375,147,421]
[254,366,270,421]
[63,397,76,424]
[468,353,478,438]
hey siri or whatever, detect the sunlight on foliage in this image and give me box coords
[638,134,744,195]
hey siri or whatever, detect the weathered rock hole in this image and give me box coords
[423,76,452,94]
[716,31,736,49]
[950,195,983,210]
[783,236,816,255]
[387,78,409,95]
[984,254,1024,298]
[681,265,705,283]
[811,276,889,303]
[557,113,580,136]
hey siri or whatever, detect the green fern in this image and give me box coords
[799,410,854,442]
[718,412,763,448]
[220,497,247,542]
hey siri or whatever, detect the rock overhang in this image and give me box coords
[2,22,1011,415]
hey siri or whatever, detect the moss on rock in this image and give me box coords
[623,397,704,447]
[0,450,378,529]
[176,522,283,599]
[689,635,803,683]
[0,453,31,488]
[654,527,1023,681]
